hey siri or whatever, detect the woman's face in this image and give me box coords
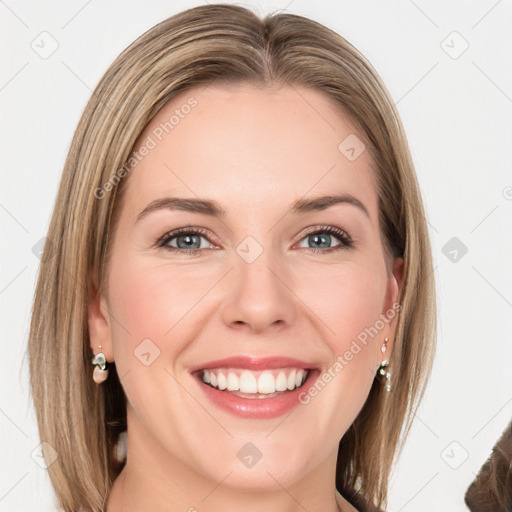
[89,83,402,494]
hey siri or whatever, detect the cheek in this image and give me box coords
[104,254,229,409]
[291,268,385,440]
[107,257,215,347]
[104,258,210,432]
[297,260,387,345]
[294,260,387,412]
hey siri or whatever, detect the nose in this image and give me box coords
[220,246,297,334]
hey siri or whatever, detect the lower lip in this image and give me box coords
[193,370,319,419]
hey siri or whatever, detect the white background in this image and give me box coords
[1,1,511,510]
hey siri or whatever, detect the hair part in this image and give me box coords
[28,4,436,510]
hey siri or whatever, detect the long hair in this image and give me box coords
[28,4,436,510]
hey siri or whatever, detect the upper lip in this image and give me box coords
[189,356,316,373]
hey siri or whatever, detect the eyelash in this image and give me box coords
[155,225,353,256]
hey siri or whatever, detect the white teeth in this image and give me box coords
[217,372,227,390]
[226,372,239,391]
[201,367,308,395]
[257,371,275,394]
[275,372,288,392]
[287,369,296,390]
[239,371,258,393]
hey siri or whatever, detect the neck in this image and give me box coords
[106,415,353,512]
[108,469,349,512]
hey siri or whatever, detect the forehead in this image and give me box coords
[120,83,378,223]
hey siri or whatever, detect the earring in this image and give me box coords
[378,337,391,392]
[380,337,389,355]
[92,345,109,384]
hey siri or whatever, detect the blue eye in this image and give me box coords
[171,233,203,250]
[157,227,214,255]
[156,225,353,255]
[297,225,353,252]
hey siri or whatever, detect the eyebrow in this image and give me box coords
[291,193,369,218]
[135,193,370,223]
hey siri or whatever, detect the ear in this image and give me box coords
[388,256,404,307]
[381,256,404,360]
[87,270,114,362]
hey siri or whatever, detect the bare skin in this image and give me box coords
[88,83,403,512]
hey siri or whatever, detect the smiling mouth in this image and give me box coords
[195,367,310,399]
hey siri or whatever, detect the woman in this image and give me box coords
[28,4,436,511]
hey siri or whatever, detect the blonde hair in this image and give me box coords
[28,4,436,510]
